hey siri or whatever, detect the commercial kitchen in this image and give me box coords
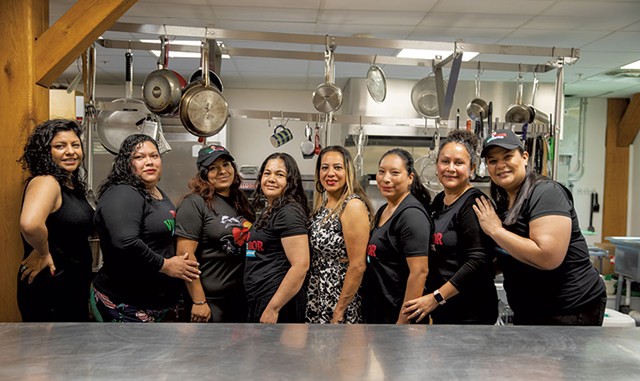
[2,1,640,379]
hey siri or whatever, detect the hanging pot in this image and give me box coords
[466,71,488,121]
[312,43,343,113]
[526,75,550,125]
[179,40,229,137]
[96,51,149,154]
[411,74,446,118]
[189,69,224,92]
[142,36,186,116]
[505,75,531,123]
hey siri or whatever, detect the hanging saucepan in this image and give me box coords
[466,70,488,121]
[526,74,550,125]
[411,73,446,118]
[312,42,343,113]
[142,36,186,116]
[179,40,229,137]
[96,50,150,154]
[365,58,387,103]
[505,74,531,123]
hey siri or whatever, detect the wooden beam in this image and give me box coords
[0,0,49,322]
[34,0,138,87]
[617,93,640,147]
[602,98,630,241]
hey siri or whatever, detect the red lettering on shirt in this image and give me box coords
[247,240,263,252]
[432,232,443,245]
[367,244,377,257]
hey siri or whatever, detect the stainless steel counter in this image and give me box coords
[1,323,639,380]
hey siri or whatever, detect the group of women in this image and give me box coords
[17,118,606,325]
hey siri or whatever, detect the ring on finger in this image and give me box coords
[20,265,28,272]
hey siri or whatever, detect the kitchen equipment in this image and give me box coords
[96,50,150,154]
[526,74,550,125]
[312,40,342,113]
[301,124,315,159]
[270,124,293,147]
[365,59,387,103]
[142,36,186,116]
[179,40,229,137]
[411,73,446,118]
[189,68,223,92]
[466,69,488,121]
[314,121,322,155]
[505,75,531,123]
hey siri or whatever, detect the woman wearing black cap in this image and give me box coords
[175,145,255,322]
[473,129,606,325]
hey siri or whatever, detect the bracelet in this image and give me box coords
[192,300,207,305]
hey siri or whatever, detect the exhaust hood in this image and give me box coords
[339,77,442,147]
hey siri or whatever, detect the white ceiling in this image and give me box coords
[49,0,640,98]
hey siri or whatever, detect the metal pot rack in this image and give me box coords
[98,22,574,179]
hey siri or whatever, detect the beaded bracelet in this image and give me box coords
[193,300,207,305]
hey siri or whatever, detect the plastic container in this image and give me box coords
[606,237,640,279]
[602,308,636,327]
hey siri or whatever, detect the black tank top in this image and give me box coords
[22,184,94,269]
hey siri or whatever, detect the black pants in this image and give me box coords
[203,289,248,323]
[513,292,608,326]
[247,290,306,323]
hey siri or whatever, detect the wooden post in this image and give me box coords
[602,99,630,241]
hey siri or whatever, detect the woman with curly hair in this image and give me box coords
[244,152,310,323]
[17,119,94,321]
[402,130,498,324]
[91,134,200,322]
[175,145,255,322]
[306,146,373,324]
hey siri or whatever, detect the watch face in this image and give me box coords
[366,65,387,103]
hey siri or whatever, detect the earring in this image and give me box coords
[315,181,325,193]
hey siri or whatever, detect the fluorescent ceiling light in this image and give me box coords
[621,60,640,69]
[397,48,478,62]
[141,39,230,59]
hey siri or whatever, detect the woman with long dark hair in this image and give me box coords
[362,148,432,324]
[306,146,373,324]
[473,129,606,325]
[402,130,498,324]
[175,145,255,322]
[91,134,200,322]
[17,119,94,321]
[244,152,310,323]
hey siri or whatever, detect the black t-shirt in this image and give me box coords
[497,180,605,316]
[244,203,308,302]
[427,187,498,324]
[362,194,431,324]
[93,185,182,309]
[175,193,252,299]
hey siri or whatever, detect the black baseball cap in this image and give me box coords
[196,145,234,168]
[480,129,524,157]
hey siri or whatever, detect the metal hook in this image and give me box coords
[268,111,271,128]
[372,55,377,66]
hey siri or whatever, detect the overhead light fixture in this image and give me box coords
[141,39,230,59]
[621,59,640,70]
[397,48,478,62]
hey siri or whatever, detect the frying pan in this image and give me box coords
[365,63,387,103]
[505,75,531,123]
[466,71,488,121]
[526,75,550,125]
[189,69,223,92]
[96,51,149,154]
[312,42,343,113]
[142,36,186,116]
[179,40,229,137]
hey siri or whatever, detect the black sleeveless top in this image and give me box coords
[22,185,94,270]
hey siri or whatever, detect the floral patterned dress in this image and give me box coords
[306,194,363,323]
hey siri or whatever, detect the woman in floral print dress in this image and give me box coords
[306,146,373,323]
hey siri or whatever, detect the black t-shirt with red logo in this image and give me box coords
[427,187,498,324]
[497,180,605,318]
[243,202,308,302]
[362,194,431,324]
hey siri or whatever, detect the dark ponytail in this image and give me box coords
[379,148,431,209]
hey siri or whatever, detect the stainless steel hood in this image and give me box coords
[339,77,444,147]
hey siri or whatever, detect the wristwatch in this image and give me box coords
[433,289,446,305]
